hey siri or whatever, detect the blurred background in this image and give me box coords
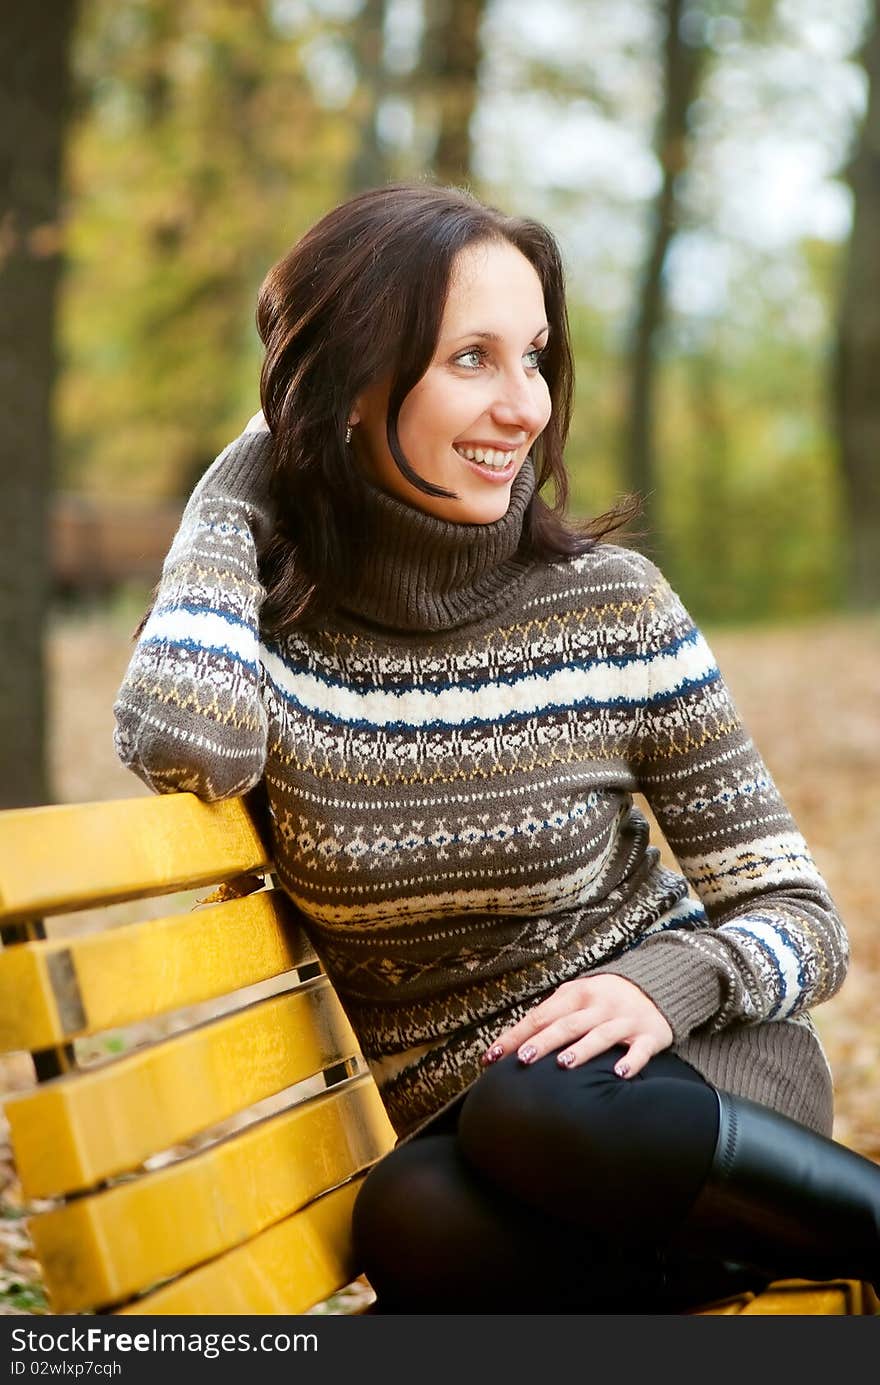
[1,0,878,1311]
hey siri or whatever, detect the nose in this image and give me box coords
[491,366,548,437]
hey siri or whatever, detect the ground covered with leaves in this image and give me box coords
[2,603,878,1313]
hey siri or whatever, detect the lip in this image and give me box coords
[453,446,519,485]
[455,441,524,451]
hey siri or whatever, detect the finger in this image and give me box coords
[552,1019,635,1071]
[509,1009,609,1065]
[611,1036,659,1080]
[481,994,581,1064]
[511,1012,618,1066]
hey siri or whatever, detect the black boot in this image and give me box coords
[665,1087,880,1292]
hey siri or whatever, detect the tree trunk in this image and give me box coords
[421,0,485,186]
[0,1,78,808]
[347,0,393,194]
[622,0,707,559]
[832,0,880,609]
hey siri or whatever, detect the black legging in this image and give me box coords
[352,1044,773,1313]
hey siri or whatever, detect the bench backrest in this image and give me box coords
[0,792,396,1315]
[3,794,878,1320]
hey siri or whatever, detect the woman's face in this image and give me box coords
[352,238,552,525]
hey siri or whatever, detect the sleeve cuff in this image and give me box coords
[588,935,723,1041]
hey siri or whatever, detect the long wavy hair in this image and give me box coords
[253,181,641,637]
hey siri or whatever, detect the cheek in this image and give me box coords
[399,379,468,442]
[536,377,552,430]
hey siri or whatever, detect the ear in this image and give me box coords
[348,408,361,427]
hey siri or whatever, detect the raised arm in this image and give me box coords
[592,556,849,1041]
[112,418,274,802]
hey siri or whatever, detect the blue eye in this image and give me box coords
[455,348,485,369]
[454,344,547,370]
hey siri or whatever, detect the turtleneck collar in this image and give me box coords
[338,457,538,633]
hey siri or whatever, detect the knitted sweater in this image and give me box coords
[113,422,849,1141]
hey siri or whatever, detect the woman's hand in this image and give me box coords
[482,975,674,1079]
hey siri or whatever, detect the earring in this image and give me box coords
[345,424,353,445]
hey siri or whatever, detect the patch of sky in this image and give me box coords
[778,0,871,57]
[269,0,311,36]
[383,0,423,75]
[666,232,732,318]
[377,97,415,151]
[474,94,658,200]
[301,35,357,108]
[486,0,656,60]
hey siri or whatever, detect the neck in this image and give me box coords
[339,458,538,632]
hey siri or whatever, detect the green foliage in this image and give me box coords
[0,1281,50,1314]
[560,247,846,625]
[57,0,858,623]
[653,312,846,623]
[60,0,357,498]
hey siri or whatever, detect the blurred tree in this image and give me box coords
[421,0,486,185]
[832,0,880,609]
[48,0,865,626]
[346,0,394,193]
[623,0,711,561]
[0,0,78,807]
[60,0,346,501]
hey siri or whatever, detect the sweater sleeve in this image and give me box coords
[590,555,850,1042]
[112,423,275,802]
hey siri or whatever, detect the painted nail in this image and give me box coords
[558,1050,576,1068]
[615,1061,630,1078]
[484,1044,504,1064]
[518,1045,537,1064]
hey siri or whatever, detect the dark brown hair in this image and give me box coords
[254,180,641,637]
[132,181,642,644]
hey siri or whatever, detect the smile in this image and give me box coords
[453,444,518,470]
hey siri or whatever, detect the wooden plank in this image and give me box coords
[6,978,362,1198]
[115,1178,366,1316]
[0,796,269,923]
[691,1295,754,1315]
[31,1075,395,1314]
[737,1279,861,1315]
[692,1278,877,1315]
[0,889,317,1052]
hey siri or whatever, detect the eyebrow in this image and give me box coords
[448,324,550,343]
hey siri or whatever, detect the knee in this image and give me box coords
[458,1053,572,1170]
[458,1055,533,1149]
[352,1145,421,1263]
[458,1048,628,1182]
[351,1136,459,1269]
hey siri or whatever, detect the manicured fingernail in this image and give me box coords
[518,1045,537,1064]
[558,1050,576,1068]
[615,1061,630,1078]
[483,1044,504,1064]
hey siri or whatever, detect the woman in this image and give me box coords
[114,181,878,1314]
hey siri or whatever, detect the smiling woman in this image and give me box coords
[246,181,635,638]
[112,181,879,1314]
[351,239,551,525]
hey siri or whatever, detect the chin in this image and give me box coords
[459,488,515,525]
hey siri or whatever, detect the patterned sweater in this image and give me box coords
[113,421,849,1140]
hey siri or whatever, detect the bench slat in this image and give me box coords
[114,1178,366,1316]
[7,978,361,1198]
[691,1279,878,1315]
[30,1075,395,1314]
[0,889,317,1052]
[0,796,269,922]
[735,1280,874,1315]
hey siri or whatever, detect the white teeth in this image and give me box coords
[455,445,516,469]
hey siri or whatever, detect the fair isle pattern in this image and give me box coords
[113,472,270,801]
[113,429,848,1140]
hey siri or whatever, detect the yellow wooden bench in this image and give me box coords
[1,792,877,1317]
